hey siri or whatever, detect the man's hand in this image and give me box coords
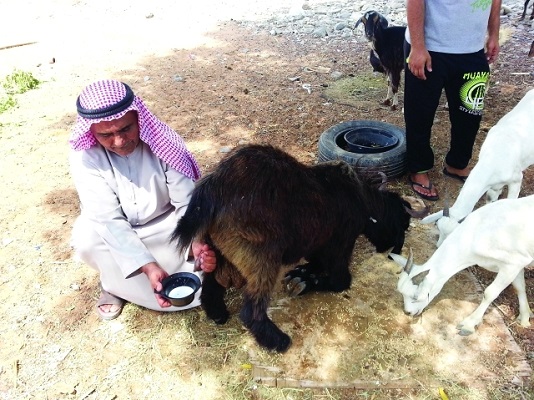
[407,47,432,80]
[191,242,217,273]
[485,37,500,64]
[140,262,172,307]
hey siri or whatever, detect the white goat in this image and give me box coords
[390,194,534,336]
[421,88,534,247]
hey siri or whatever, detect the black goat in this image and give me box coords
[172,144,427,352]
[369,49,385,73]
[356,11,406,110]
[522,0,534,20]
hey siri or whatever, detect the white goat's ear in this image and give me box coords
[389,248,416,274]
[411,270,429,286]
[421,210,443,224]
[388,252,407,268]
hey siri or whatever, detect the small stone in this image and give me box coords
[312,26,328,38]
[330,71,344,80]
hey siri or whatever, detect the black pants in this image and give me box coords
[403,40,490,173]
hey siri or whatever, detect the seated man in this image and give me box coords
[69,79,216,320]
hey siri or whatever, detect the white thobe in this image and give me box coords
[70,141,202,311]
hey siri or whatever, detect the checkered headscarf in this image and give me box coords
[70,80,201,181]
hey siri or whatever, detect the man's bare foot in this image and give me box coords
[408,173,439,201]
[443,164,470,183]
[98,304,122,314]
[96,288,125,320]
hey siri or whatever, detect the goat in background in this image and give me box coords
[391,194,534,336]
[355,10,406,110]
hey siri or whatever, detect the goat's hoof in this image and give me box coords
[258,332,292,353]
[282,270,305,284]
[213,315,229,325]
[286,279,306,297]
[283,264,322,296]
[206,309,230,325]
[458,329,474,336]
[382,99,392,106]
[456,323,475,336]
[247,319,293,352]
[275,335,292,353]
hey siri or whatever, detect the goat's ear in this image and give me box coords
[411,270,429,286]
[388,251,408,272]
[421,210,443,224]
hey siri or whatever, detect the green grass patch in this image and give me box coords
[2,69,40,95]
[0,70,40,114]
[322,73,387,107]
[0,95,16,113]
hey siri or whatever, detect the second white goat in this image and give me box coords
[390,194,534,336]
[422,88,534,247]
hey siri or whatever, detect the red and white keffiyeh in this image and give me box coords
[70,79,201,181]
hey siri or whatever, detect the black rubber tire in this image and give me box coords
[317,120,407,181]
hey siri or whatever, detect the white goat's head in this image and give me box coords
[389,249,434,316]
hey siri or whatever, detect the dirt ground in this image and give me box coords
[1,1,534,399]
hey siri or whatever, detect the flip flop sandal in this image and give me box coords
[408,177,439,201]
[96,287,125,321]
[443,167,468,183]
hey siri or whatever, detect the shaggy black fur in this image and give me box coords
[172,144,415,352]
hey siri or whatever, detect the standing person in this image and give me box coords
[404,0,501,201]
[69,79,216,320]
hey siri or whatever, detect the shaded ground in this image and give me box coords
[1,1,534,399]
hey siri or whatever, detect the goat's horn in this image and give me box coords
[443,189,450,218]
[404,247,414,275]
[354,17,364,29]
[404,204,430,219]
[378,171,388,191]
